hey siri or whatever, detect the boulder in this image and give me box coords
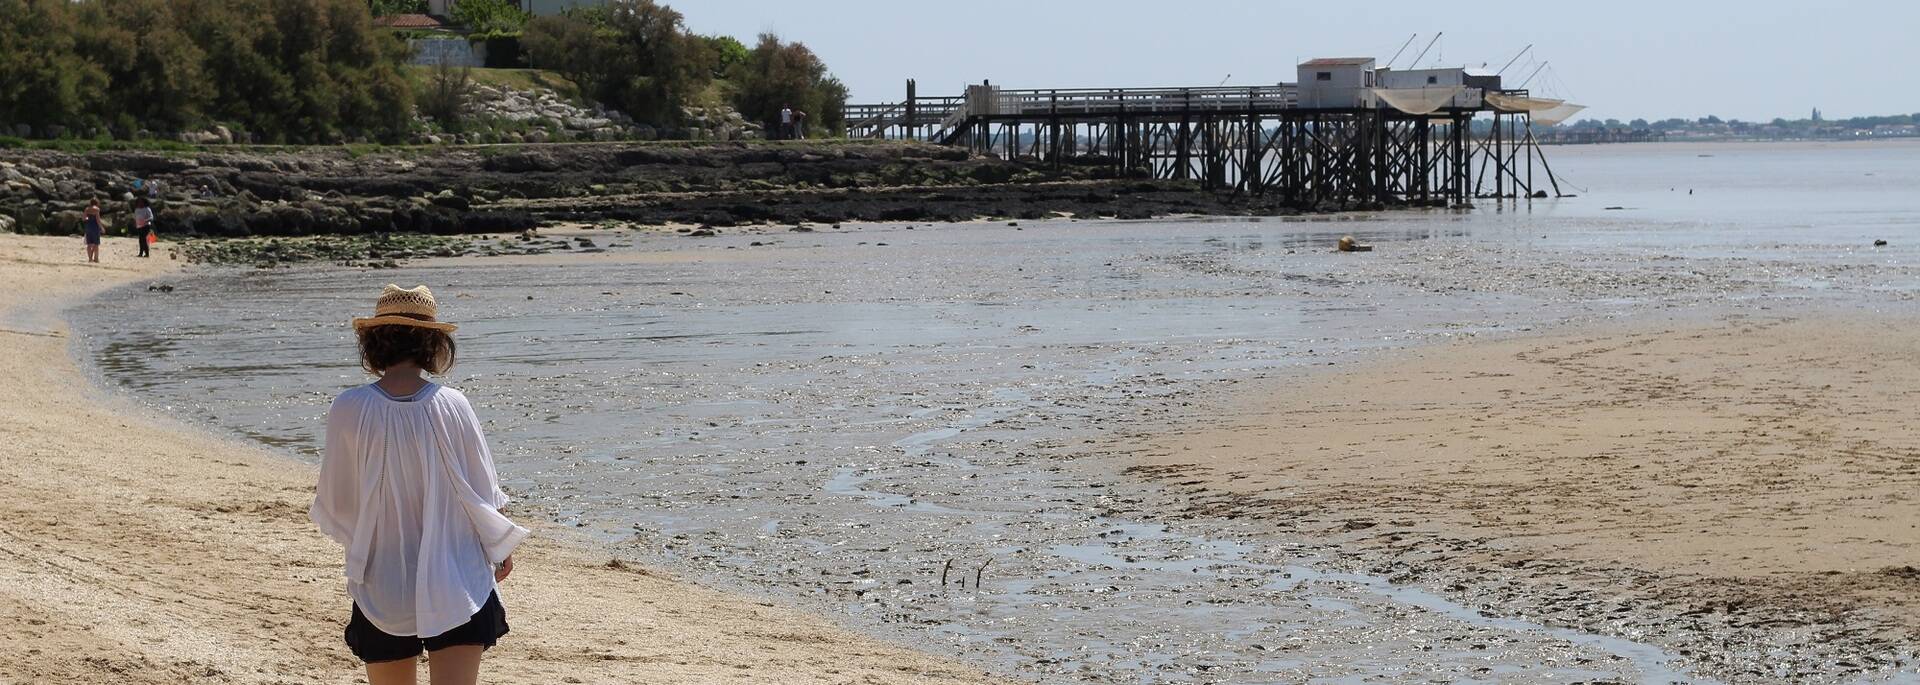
[566,117,611,131]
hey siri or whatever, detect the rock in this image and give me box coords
[11,124,28,138]
[1875,239,1889,247]
[429,192,470,211]
[214,125,234,145]
[565,117,610,132]
[0,213,14,233]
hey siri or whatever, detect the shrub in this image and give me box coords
[0,0,413,144]
[418,58,474,131]
[450,0,529,34]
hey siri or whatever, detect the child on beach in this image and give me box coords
[311,284,528,685]
[82,200,102,263]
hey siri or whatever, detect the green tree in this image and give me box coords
[704,35,748,77]
[522,13,605,94]
[67,0,211,135]
[0,0,409,142]
[0,0,108,134]
[730,33,848,137]
[523,0,715,124]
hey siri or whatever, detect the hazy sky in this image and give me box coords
[677,0,1919,122]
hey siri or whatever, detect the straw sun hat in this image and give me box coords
[351,284,458,333]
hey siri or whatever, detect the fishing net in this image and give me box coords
[1483,92,1586,126]
[1371,86,1466,115]
[1531,102,1588,126]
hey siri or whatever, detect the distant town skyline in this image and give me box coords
[675,0,1919,123]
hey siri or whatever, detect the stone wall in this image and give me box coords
[408,38,486,68]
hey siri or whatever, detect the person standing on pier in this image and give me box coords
[780,105,794,139]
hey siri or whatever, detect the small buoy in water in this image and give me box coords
[1875,239,1889,247]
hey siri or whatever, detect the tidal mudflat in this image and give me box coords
[76,141,1920,683]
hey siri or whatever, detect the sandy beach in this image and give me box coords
[0,234,1008,685]
[1134,314,1920,679]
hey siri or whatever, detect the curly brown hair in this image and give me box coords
[357,324,456,375]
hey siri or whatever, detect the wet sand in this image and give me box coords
[0,235,1007,684]
[1135,314,1920,681]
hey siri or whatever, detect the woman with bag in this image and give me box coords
[311,284,529,685]
[133,198,154,258]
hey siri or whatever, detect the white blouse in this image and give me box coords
[310,383,529,638]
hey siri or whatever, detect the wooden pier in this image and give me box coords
[843,65,1569,208]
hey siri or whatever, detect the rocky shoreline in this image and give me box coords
[0,141,1311,247]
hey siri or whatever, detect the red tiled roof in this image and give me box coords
[373,13,444,29]
[1301,57,1375,67]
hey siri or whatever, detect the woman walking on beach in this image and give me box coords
[132,198,154,258]
[311,285,528,685]
[81,199,103,263]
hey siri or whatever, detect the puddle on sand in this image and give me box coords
[814,386,1716,684]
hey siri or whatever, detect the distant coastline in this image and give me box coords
[1542,111,1919,145]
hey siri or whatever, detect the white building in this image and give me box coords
[1374,67,1502,110]
[1296,58,1378,109]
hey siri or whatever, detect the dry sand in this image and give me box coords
[0,235,1008,685]
[1134,314,1920,676]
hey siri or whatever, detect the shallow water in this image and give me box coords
[74,140,1920,683]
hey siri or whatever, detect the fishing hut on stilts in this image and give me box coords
[843,49,1585,209]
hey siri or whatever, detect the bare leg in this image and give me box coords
[427,645,484,685]
[366,656,418,685]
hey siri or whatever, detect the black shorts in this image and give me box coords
[344,591,509,663]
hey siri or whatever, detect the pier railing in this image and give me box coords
[848,85,1301,139]
[972,85,1300,117]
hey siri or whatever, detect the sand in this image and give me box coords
[1134,314,1920,676]
[0,235,1008,685]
